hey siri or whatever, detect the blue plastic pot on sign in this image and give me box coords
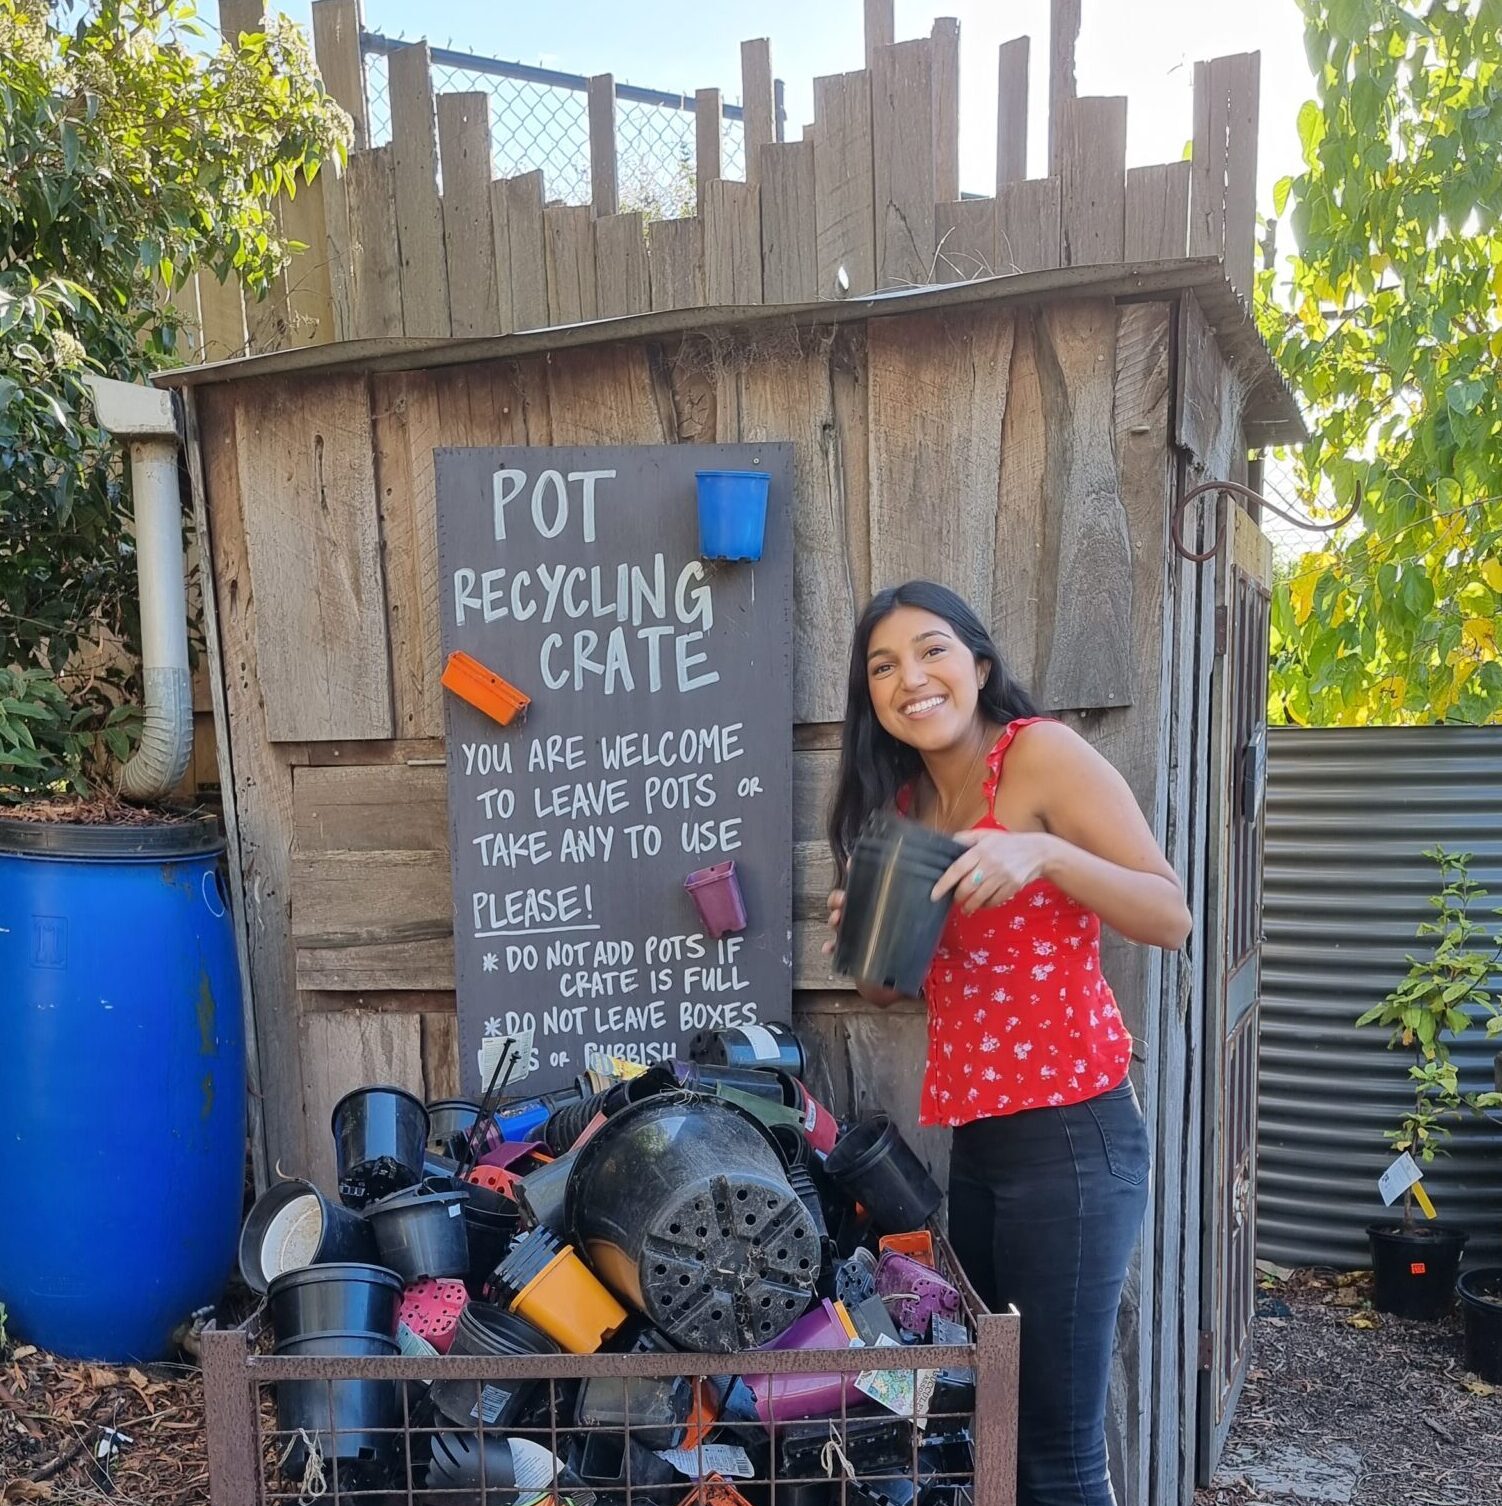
[695,469,769,561]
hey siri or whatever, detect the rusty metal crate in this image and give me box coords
[202,1240,1019,1505]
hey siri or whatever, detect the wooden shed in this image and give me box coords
[161,256,1300,1503]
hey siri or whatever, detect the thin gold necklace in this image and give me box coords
[921,724,991,833]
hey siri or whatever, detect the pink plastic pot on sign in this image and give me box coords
[683,861,748,939]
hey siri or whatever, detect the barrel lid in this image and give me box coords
[0,811,224,859]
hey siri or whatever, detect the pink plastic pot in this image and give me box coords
[399,1277,468,1354]
[683,861,748,939]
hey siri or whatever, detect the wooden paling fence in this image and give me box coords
[180,0,1259,362]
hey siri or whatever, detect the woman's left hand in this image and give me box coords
[933,829,1058,915]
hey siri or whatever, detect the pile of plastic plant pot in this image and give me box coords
[236,1026,982,1504]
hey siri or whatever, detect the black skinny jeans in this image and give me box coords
[948,1078,1150,1506]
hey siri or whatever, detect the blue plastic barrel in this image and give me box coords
[0,815,245,1361]
[695,470,770,561]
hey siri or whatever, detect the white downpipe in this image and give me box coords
[83,376,193,801]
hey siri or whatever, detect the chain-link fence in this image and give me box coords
[363,32,756,220]
[1258,449,1345,566]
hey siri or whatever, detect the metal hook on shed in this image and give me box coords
[1171,478,1363,563]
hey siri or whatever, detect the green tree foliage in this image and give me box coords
[1258,0,1502,726]
[0,0,348,797]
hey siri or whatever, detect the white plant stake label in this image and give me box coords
[1378,1151,1423,1207]
[657,1444,755,1479]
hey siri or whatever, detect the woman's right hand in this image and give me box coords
[821,888,845,956]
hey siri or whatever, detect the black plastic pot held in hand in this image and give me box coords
[834,813,967,997]
[264,1261,404,1347]
[824,1114,942,1233]
[238,1178,377,1294]
[331,1084,429,1209]
[364,1183,471,1282]
[565,1094,820,1352]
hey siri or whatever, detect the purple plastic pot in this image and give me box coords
[742,1299,864,1423]
[683,860,748,938]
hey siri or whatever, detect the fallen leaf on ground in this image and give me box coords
[1346,1314,1378,1329]
[1461,1378,1496,1396]
[11,1347,37,1361]
[2,1482,54,1504]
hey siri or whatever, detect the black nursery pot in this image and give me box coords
[834,813,965,997]
[692,1022,807,1077]
[331,1084,429,1208]
[565,1094,820,1352]
[1367,1221,1469,1320]
[825,1113,942,1233]
[364,1183,471,1282]
[429,1304,560,1430]
[273,1331,401,1484]
[238,1177,377,1294]
[1457,1267,1502,1383]
[265,1261,405,1346]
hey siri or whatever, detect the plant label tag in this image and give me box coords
[656,1444,755,1479]
[1378,1151,1422,1206]
[396,1323,438,1359]
[477,1028,535,1088]
[738,1023,783,1061]
[1413,1182,1438,1219]
[855,1335,936,1426]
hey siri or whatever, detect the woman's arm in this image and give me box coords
[934,722,1192,950]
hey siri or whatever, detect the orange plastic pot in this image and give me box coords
[441,651,530,726]
[879,1229,936,1267]
[498,1230,627,1354]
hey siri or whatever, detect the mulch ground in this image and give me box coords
[0,1348,207,1506]
[1195,1266,1501,1506]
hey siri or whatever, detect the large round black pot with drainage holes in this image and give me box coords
[565,1095,819,1353]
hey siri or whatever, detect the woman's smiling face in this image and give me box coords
[865,605,988,753]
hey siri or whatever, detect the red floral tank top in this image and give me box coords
[902,718,1133,1127]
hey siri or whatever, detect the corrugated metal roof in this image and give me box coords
[153,257,1304,444]
[1258,726,1502,1267]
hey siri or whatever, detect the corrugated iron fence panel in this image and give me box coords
[1258,726,1502,1268]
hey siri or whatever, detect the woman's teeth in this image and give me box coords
[903,695,945,717]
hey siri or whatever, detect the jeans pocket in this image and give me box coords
[1084,1092,1150,1186]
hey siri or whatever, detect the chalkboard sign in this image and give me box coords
[435,444,795,1096]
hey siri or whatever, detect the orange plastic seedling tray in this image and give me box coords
[441,651,530,726]
[878,1229,936,1267]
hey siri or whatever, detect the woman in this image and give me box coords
[824,580,1190,1506]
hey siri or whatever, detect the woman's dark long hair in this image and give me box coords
[827,581,1039,872]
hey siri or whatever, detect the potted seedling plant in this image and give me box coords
[1355,847,1502,1320]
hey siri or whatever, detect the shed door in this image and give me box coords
[1196,504,1272,1484]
